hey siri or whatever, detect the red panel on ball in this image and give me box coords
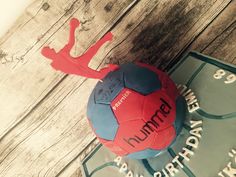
[114,119,157,153]
[142,90,176,131]
[99,137,128,156]
[150,126,176,150]
[111,88,145,123]
[163,73,179,101]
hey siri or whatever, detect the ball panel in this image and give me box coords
[136,62,179,100]
[98,137,128,156]
[95,69,124,104]
[87,89,96,117]
[174,96,187,135]
[122,63,161,95]
[142,90,176,131]
[114,119,157,153]
[150,126,176,150]
[162,73,179,101]
[86,62,187,159]
[87,101,119,140]
[111,88,145,123]
[126,148,161,159]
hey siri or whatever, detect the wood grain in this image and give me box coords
[0,0,235,177]
[189,0,236,64]
[0,0,139,176]
[102,0,233,69]
[0,0,135,138]
[166,0,236,69]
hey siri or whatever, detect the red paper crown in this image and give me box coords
[41,18,119,79]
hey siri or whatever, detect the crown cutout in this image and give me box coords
[41,18,119,79]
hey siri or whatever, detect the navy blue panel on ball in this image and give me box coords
[87,89,96,117]
[122,63,161,95]
[95,69,124,104]
[87,91,119,140]
[126,148,162,159]
[174,96,187,135]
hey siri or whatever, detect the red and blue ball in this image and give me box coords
[87,63,186,159]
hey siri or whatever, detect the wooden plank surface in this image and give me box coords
[0,0,235,177]
[101,0,233,69]
[0,1,139,176]
[188,0,236,65]
[165,0,236,69]
[0,0,136,138]
[0,0,138,176]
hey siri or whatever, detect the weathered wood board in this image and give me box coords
[0,0,235,176]
[0,0,137,138]
[0,0,139,176]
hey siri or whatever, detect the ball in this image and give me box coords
[87,63,187,159]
